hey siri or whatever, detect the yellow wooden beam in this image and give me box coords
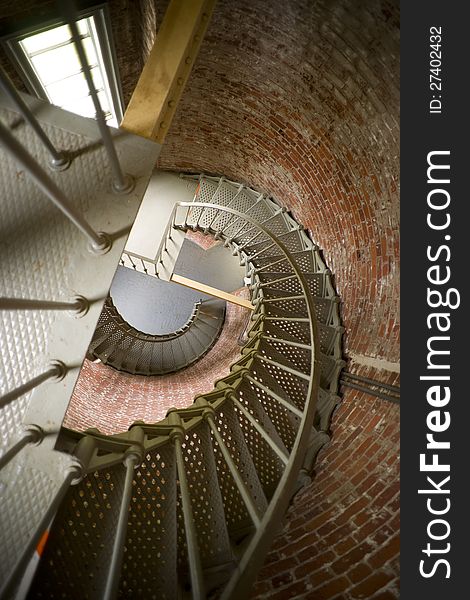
[171,273,254,310]
[121,0,217,143]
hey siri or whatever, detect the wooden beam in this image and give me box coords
[171,273,254,310]
[121,0,217,143]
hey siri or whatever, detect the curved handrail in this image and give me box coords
[90,295,226,376]
[71,199,321,597]
[177,201,321,598]
[100,296,207,342]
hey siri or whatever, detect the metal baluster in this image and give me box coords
[243,374,304,418]
[262,335,312,350]
[224,216,249,244]
[264,316,310,322]
[196,401,261,528]
[247,241,277,261]
[0,295,88,315]
[237,229,265,251]
[0,120,110,252]
[0,426,43,472]
[0,361,66,409]
[254,256,287,272]
[60,0,133,194]
[103,427,143,600]
[0,67,70,170]
[259,274,297,288]
[262,294,305,303]
[230,394,289,465]
[257,355,310,382]
[168,413,205,599]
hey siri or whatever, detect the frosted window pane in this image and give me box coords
[20,20,88,54]
[14,12,120,125]
[31,45,80,85]
[66,89,110,119]
[45,68,103,107]
[30,38,96,86]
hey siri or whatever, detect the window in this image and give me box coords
[2,6,123,127]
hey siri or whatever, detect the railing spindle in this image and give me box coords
[0,295,88,315]
[103,451,140,600]
[61,0,133,194]
[199,405,261,528]
[0,426,43,472]
[231,394,289,465]
[169,413,205,599]
[0,465,80,599]
[0,67,70,170]
[0,120,110,252]
[0,361,66,410]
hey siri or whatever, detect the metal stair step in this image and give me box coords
[260,317,342,357]
[119,444,178,598]
[28,463,129,599]
[206,400,268,541]
[211,187,257,233]
[244,354,309,414]
[256,271,330,298]
[259,293,340,325]
[185,177,220,227]
[176,421,235,592]
[93,328,128,362]
[253,335,312,377]
[237,376,300,453]
[121,338,146,374]
[252,248,323,274]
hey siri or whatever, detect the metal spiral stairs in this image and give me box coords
[0,76,345,598]
[17,174,344,599]
[89,296,226,375]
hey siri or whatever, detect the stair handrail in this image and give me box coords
[98,296,217,342]
[176,200,321,599]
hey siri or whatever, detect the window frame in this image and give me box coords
[1,3,124,125]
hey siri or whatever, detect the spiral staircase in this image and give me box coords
[89,296,226,376]
[0,70,344,600]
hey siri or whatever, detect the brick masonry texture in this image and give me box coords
[252,366,400,600]
[1,0,400,596]
[157,0,400,365]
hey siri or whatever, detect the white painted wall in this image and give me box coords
[125,170,198,260]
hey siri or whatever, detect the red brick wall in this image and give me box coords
[2,0,400,595]
[157,0,400,365]
[253,366,400,599]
